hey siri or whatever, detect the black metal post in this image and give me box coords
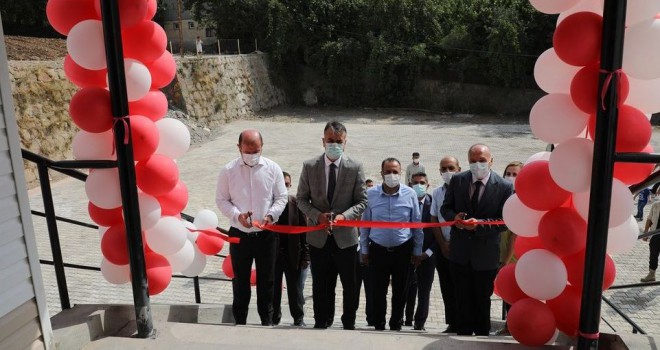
[99,0,153,338]
[37,163,71,310]
[578,0,627,349]
[193,277,202,303]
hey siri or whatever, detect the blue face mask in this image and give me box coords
[325,143,343,161]
[413,184,427,198]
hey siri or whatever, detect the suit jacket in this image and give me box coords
[278,194,310,268]
[440,170,513,270]
[420,194,437,253]
[296,154,368,249]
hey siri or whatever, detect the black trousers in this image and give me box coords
[310,236,358,328]
[436,252,457,327]
[404,264,417,324]
[650,234,660,270]
[228,228,278,325]
[273,251,304,325]
[356,251,373,325]
[411,254,437,328]
[450,262,497,336]
[370,239,412,329]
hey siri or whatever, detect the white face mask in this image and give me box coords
[504,176,516,186]
[469,161,490,180]
[241,152,261,167]
[441,171,455,184]
[383,173,400,188]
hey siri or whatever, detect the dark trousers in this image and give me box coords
[650,234,660,270]
[228,228,278,325]
[404,265,417,324]
[273,252,304,325]
[310,236,358,328]
[370,239,412,330]
[436,252,456,327]
[356,251,373,325]
[411,254,436,328]
[450,262,498,336]
[637,200,648,218]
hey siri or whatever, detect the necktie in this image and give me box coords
[328,163,337,204]
[471,181,482,211]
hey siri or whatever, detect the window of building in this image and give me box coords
[174,23,179,29]
[188,21,195,29]
[205,28,215,38]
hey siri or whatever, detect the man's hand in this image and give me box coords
[318,213,333,234]
[262,215,274,225]
[300,260,310,269]
[238,211,253,228]
[411,255,423,267]
[440,241,450,258]
[361,254,369,266]
[333,214,346,222]
[454,212,467,229]
[462,218,479,231]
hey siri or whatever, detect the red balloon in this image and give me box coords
[128,90,168,122]
[95,0,148,28]
[148,51,177,89]
[250,269,257,285]
[514,236,544,260]
[563,250,616,290]
[196,231,225,255]
[145,251,172,295]
[122,21,167,64]
[614,144,655,185]
[553,12,603,66]
[508,298,556,346]
[222,255,234,279]
[516,161,571,211]
[571,63,629,115]
[539,207,587,257]
[46,0,99,35]
[157,180,189,216]
[69,88,114,133]
[129,115,159,162]
[136,154,179,196]
[145,0,158,20]
[101,225,129,265]
[588,105,652,152]
[64,54,107,88]
[547,285,582,337]
[494,263,528,305]
[88,202,123,227]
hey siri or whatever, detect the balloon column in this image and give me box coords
[498,0,657,346]
[47,0,220,296]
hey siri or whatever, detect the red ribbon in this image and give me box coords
[599,69,623,111]
[252,219,506,235]
[578,331,599,340]
[189,228,240,243]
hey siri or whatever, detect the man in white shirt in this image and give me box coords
[216,129,288,326]
[430,155,461,333]
[405,152,425,186]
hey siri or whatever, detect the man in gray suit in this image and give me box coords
[440,144,513,336]
[297,121,368,330]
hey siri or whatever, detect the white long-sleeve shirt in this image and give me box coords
[215,156,288,233]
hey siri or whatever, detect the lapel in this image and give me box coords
[476,172,498,215]
[316,155,330,208]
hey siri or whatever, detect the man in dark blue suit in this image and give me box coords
[440,144,513,336]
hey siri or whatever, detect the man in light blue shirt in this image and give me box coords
[360,157,423,331]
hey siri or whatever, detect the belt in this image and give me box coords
[370,239,412,252]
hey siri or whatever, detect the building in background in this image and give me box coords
[162,0,215,53]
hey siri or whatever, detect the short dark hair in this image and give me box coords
[324,121,347,135]
[381,157,401,170]
[238,130,263,145]
[411,172,427,179]
[283,171,291,179]
[365,179,373,183]
[412,152,420,158]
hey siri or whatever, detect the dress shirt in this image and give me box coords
[430,185,451,241]
[470,171,491,201]
[324,155,342,195]
[360,184,423,256]
[216,156,288,233]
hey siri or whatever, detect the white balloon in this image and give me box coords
[155,118,191,159]
[529,0,581,14]
[530,94,590,144]
[123,59,152,102]
[503,194,545,237]
[627,77,660,114]
[67,20,107,70]
[138,192,161,230]
[194,209,219,230]
[100,258,130,284]
[145,216,187,255]
[557,0,603,25]
[515,249,567,300]
[72,130,116,160]
[181,245,207,277]
[182,220,196,230]
[526,151,551,164]
[573,178,634,228]
[549,138,594,192]
[627,0,660,26]
[167,240,195,273]
[624,19,660,80]
[534,48,581,94]
[85,169,122,209]
[607,215,640,255]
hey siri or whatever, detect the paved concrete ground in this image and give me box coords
[27,107,660,337]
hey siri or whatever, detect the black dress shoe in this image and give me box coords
[343,324,355,330]
[313,323,327,329]
[390,325,402,331]
[273,319,280,326]
[414,324,426,331]
[374,325,386,331]
[261,322,274,326]
[294,320,307,327]
[404,320,413,327]
[442,325,456,333]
